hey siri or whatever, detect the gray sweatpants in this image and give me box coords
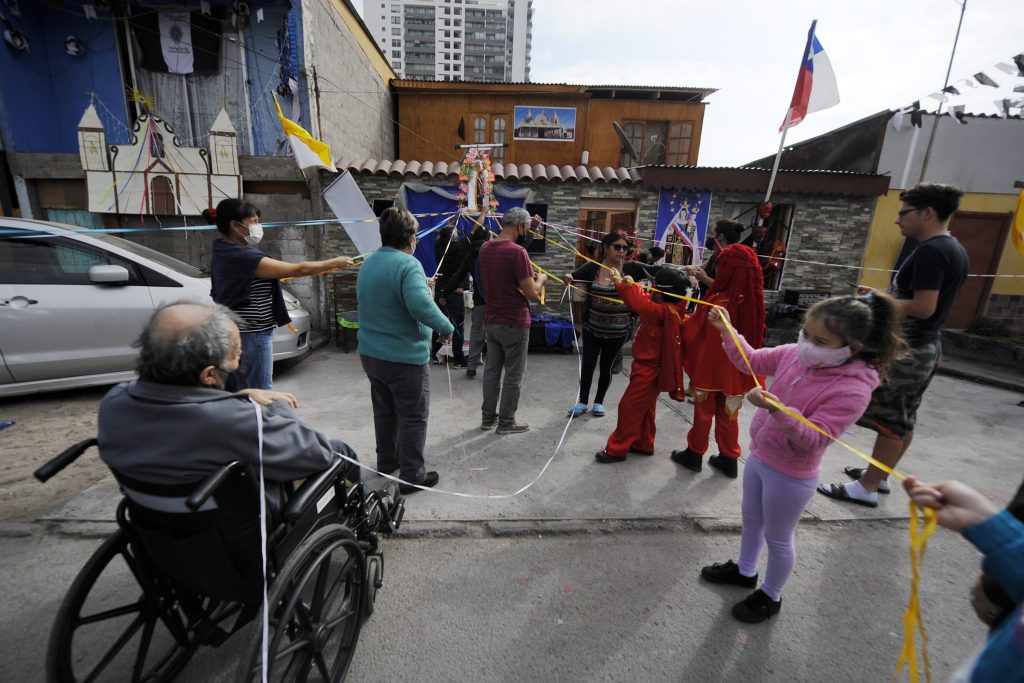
[360,355,430,483]
[481,323,530,426]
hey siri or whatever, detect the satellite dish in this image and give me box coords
[613,122,639,163]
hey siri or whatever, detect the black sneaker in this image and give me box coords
[399,471,439,495]
[496,422,529,434]
[594,450,627,464]
[480,418,497,430]
[708,454,738,479]
[732,589,781,624]
[670,448,703,472]
[700,560,757,588]
[466,369,477,378]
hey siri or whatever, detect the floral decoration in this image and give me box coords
[457,148,498,211]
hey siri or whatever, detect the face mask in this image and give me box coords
[797,329,853,368]
[243,222,264,246]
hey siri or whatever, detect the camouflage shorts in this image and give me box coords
[856,341,941,439]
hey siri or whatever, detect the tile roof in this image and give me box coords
[338,159,642,184]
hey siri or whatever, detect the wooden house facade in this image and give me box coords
[391,80,716,169]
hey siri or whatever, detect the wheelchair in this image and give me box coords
[35,438,405,683]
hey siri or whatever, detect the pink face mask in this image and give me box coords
[797,329,852,368]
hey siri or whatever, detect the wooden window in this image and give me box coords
[492,116,506,163]
[473,116,488,144]
[620,121,670,165]
[666,122,693,165]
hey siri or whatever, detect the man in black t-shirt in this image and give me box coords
[819,183,969,508]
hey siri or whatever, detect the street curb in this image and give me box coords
[26,514,917,540]
[936,364,1024,394]
[0,522,34,538]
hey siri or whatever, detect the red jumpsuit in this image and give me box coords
[682,244,765,459]
[604,282,686,457]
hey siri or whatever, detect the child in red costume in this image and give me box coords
[673,219,765,479]
[595,268,688,464]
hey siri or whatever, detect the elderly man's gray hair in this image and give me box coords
[500,206,531,229]
[135,300,241,386]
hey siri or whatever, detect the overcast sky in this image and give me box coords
[360,0,1024,167]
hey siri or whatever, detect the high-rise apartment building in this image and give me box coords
[363,0,533,82]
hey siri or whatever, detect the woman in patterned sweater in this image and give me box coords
[564,230,654,417]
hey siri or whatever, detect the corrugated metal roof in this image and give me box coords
[338,159,643,184]
[390,80,717,97]
[638,166,891,197]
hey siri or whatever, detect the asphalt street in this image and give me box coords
[1,342,1022,682]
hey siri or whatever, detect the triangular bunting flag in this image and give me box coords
[942,85,961,96]
[1013,53,1024,77]
[973,72,999,87]
[994,62,1018,76]
[909,101,923,128]
[948,105,967,124]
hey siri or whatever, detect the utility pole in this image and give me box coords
[918,0,967,183]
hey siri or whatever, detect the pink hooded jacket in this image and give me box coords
[722,333,880,479]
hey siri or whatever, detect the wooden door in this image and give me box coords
[946,211,1011,329]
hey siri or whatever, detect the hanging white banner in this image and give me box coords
[158,10,194,75]
[323,172,382,255]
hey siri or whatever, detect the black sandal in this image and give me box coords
[817,482,878,508]
[843,466,891,494]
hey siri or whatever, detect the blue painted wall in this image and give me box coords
[0,1,312,159]
[0,6,129,153]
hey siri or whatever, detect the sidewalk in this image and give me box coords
[937,355,1024,395]
[41,344,1024,533]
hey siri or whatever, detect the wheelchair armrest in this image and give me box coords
[35,438,98,482]
[281,458,346,523]
[186,461,250,511]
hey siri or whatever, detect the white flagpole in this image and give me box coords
[764,107,793,202]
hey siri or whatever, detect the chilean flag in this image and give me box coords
[781,20,840,131]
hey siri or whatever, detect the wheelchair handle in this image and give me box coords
[35,438,98,482]
[186,461,249,511]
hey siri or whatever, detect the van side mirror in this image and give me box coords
[88,265,130,284]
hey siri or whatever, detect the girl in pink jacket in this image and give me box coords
[699,293,905,623]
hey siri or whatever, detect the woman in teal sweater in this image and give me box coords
[357,207,454,495]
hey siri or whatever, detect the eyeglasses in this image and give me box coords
[897,207,921,218]
[609,243,629,251]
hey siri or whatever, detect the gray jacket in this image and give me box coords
[97,381,336,489]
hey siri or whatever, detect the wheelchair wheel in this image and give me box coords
[238,524,366,682]
[362,554,383,622]
[48,529,196,683]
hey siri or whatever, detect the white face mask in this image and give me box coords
[797,329,853,368]
[242,222,264,246]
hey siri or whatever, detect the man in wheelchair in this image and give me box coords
[38,301,403,682]
[98,300,360,514]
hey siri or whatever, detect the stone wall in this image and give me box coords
[710,191,876,301]
[983,294,1024,333]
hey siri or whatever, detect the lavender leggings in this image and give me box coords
[738,454,819,601]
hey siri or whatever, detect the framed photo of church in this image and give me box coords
[512,106,576,141]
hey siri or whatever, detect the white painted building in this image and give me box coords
[362,0,532,82]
